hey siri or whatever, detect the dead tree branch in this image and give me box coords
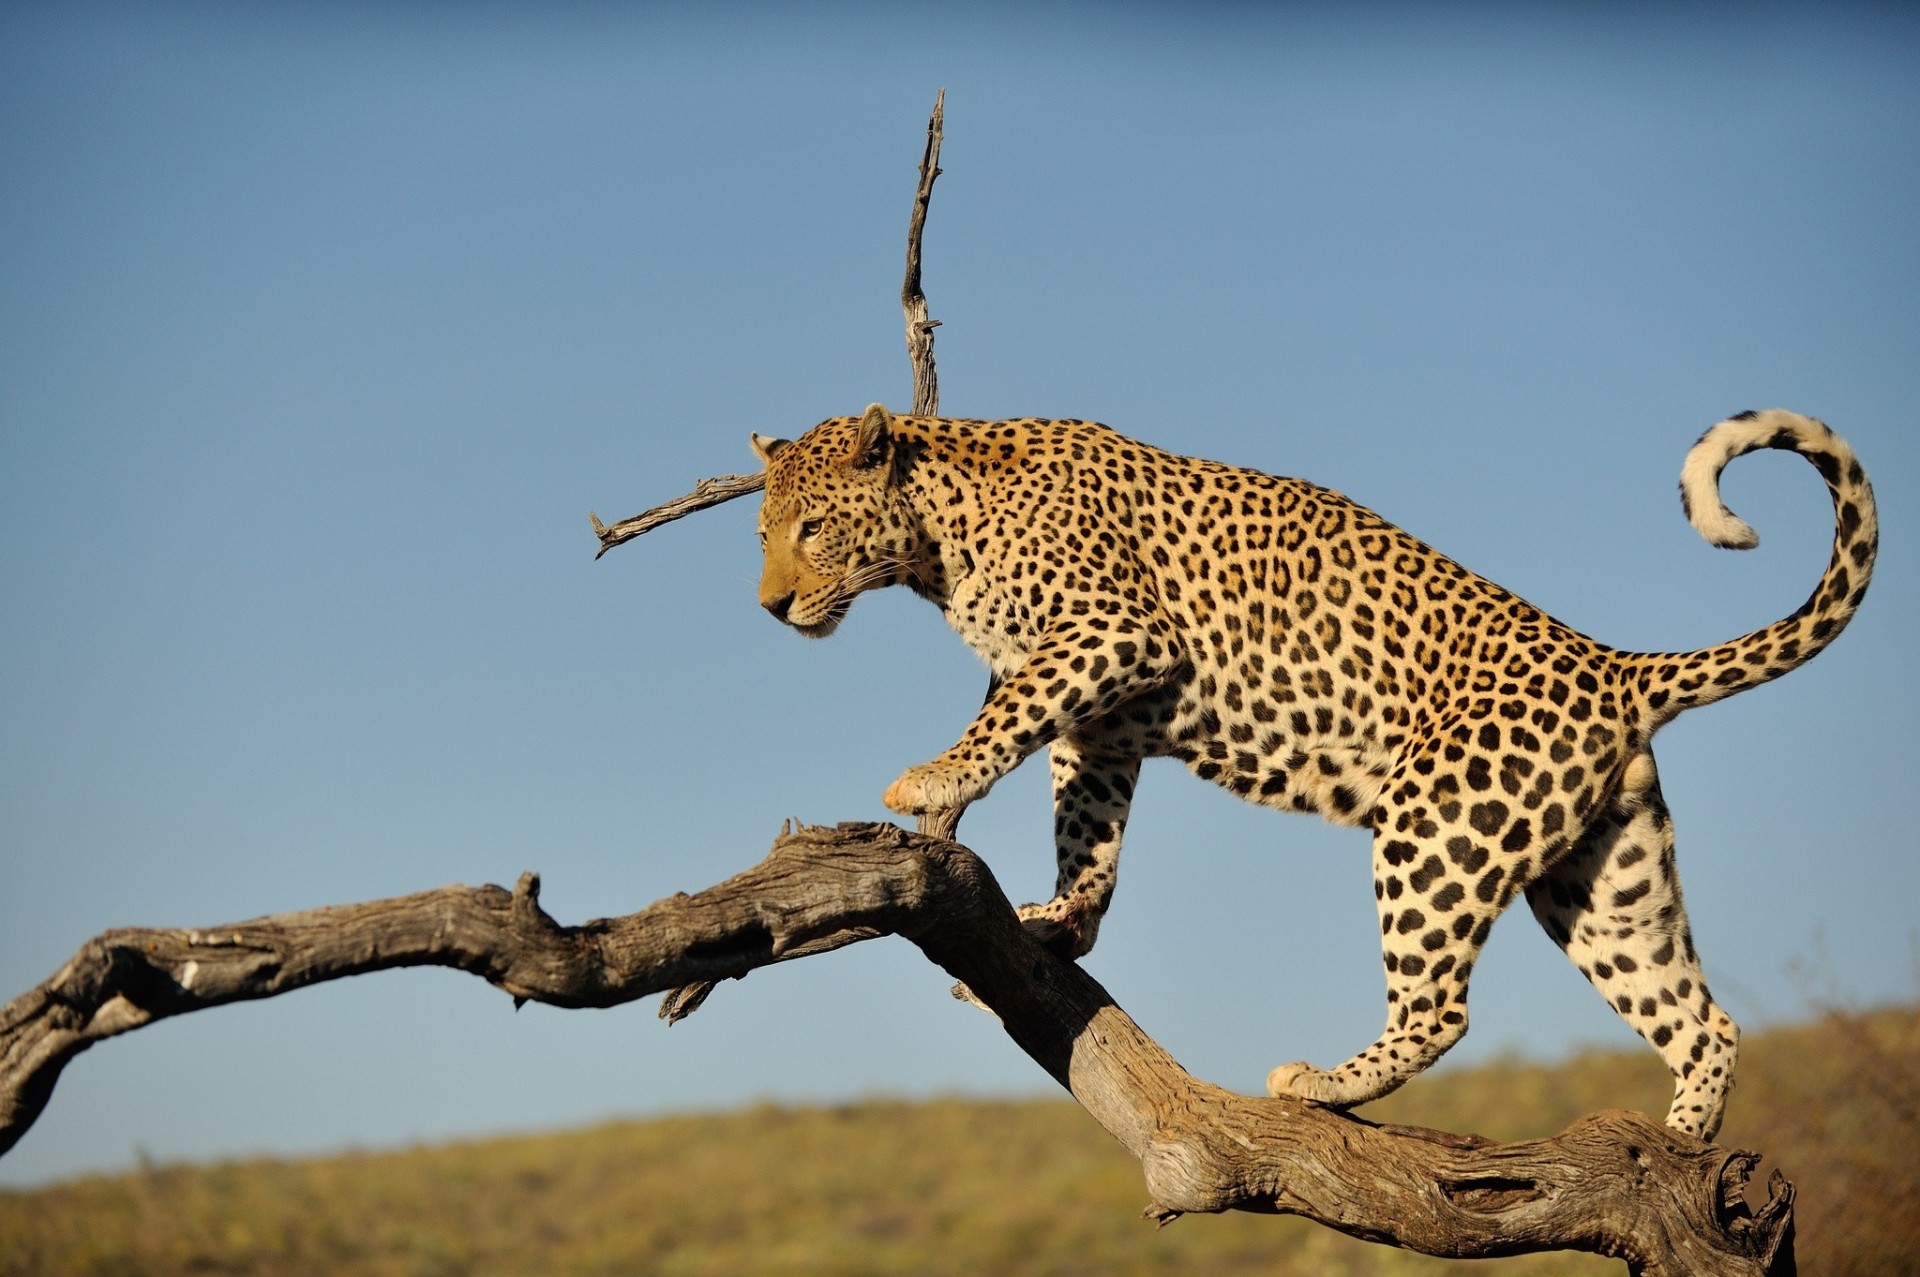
[590,90,948,559]
[0,822,1793,1274]
[903,89,944,417]
[589,473,766,557]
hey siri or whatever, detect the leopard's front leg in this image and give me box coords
[882,619,1178,818]
[1016,738,1140,959]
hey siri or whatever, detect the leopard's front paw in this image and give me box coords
[1016,900,1100,959]
[883,762,981,816]
[1265,1061,1345,1105]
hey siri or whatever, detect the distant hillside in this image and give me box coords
[3,1006,1914,1276]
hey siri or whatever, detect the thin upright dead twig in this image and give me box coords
[903,89,944,418]
[591,90,948,559]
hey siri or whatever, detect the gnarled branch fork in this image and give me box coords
[0,821,1792,1274]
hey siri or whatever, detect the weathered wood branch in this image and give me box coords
[0,822,1791,1273]
[590,91,948,559]
[589,473,765,558]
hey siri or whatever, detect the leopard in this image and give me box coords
[749,403,1876,1141]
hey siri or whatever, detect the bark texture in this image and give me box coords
[0,821,1793,1274]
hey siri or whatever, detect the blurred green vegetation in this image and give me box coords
[3,1005,1913,1276]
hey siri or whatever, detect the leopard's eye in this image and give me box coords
[800,518,825,540]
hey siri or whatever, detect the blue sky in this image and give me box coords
[2,2,1916,1186]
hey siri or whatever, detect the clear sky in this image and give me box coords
[2,2,1916,1187]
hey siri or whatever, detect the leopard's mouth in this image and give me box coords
[787,595,852,639]
[784,557,903,638]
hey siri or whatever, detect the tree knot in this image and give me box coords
[1440,1175,1545,1212]
[1140,1131,1245,1217]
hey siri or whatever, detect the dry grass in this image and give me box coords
[3,1006,1914,1276]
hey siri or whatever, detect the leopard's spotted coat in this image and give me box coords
[750,405,1877,1139]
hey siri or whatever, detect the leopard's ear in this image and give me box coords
[850,402,892,470]
[750,432,791,467]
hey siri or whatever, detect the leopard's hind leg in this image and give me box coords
[1266,770,1532,1111]
[1524,751,1739,1140]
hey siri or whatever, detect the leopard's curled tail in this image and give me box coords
[1638,409,1878,726]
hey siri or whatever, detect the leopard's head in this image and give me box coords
[751,403,923,638]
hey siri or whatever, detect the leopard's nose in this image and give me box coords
[763,591,795,622]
